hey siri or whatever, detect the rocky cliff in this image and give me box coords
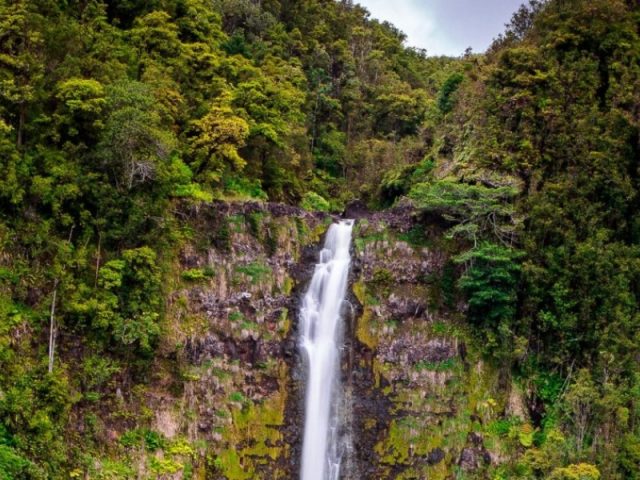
[81,202,530,479]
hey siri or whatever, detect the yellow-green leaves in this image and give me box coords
[56,79,106,116]
[55,78,106,137]
[190,104,250,183]
[549,463,601,480]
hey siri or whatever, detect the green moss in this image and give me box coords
[356,308,377,349]
[150,457,184,475]
[228,214,246,233]
[309,222,330,245]
[294,217,310,245]
[397,226,430,247]
[414,358,460,373]
[354,231,387,253]
[214,449,252,480]
[375,417,445,466]
[181,267,215,282]
[214,216,232,252]
[372,268,393,286]
[229,391,247,403]
[88,458,135,479]
[247,212,267,240]
[215,363,289,479]
[281,276,294,295]
[277,308,290,335]
[235,262,272,284]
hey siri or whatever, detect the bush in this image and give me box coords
[549,463,600,480]
[300,192,331,212]
[181,268,214,282]
[89,247,163,352]
[437,72,464,113]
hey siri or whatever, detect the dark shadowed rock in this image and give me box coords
[344,200,370,219]
[422,338,458,363]
[459,448,481,471]
[458,432,491,471]
[184,334,225,364]
[468,431,484,447]
[426,448,445,465]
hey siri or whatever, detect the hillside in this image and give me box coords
[0,0,639,479]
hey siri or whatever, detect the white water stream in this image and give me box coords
[299,220,354,480]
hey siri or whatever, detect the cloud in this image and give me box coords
[357,0,524,56]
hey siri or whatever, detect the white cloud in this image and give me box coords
[357,0,523,56]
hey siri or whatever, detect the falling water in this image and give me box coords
[299,220,354,480]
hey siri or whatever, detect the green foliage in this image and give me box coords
[181,268,214,282]
[189,104,250,185]
[414,358,458,372]
[409,180,519,245]
[69,247,163,353]
[437,72,464,114]
[0,0,639,477]
[81,356,120,391]
[0,371,72,477]
[87,458,135,480]
[300,192,331,212]
[235,262,271,284]
[418,1,640,476]
[455,243,523,355]
[228,392,246,403]
[119,428,165,451]
[0,425,40,480]
[549,463,600,480]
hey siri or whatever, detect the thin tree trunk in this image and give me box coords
[17,103,25,147]
[48,279,59,373]
[94,232,101,288]
[48,225,74,373]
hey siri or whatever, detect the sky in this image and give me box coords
[355,0,525,56]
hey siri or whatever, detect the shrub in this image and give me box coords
[549,463,600,480]
[300,192,331,212]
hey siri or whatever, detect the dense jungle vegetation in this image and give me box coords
[0,0,639,478]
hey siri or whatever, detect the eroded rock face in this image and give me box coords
[95,202,529,480]
[349,205,524,479]
[359,241,446,284]
[113,203,333,479]
[458,433,492,471]
[379,335,458,366]
[426,447,445,465]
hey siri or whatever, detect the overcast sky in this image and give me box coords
[356,0,525,56]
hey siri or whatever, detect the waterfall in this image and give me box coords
[299,220,354,480]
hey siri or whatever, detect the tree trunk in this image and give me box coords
[17,103,25,147]
[48,280,59,373]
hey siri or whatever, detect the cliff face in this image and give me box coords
[348,208,526,480]
[81,202,528,479]
[145,202,329,479]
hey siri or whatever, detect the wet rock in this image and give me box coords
[367,202,419,233]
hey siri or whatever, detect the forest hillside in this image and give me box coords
[0,0,639,479]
